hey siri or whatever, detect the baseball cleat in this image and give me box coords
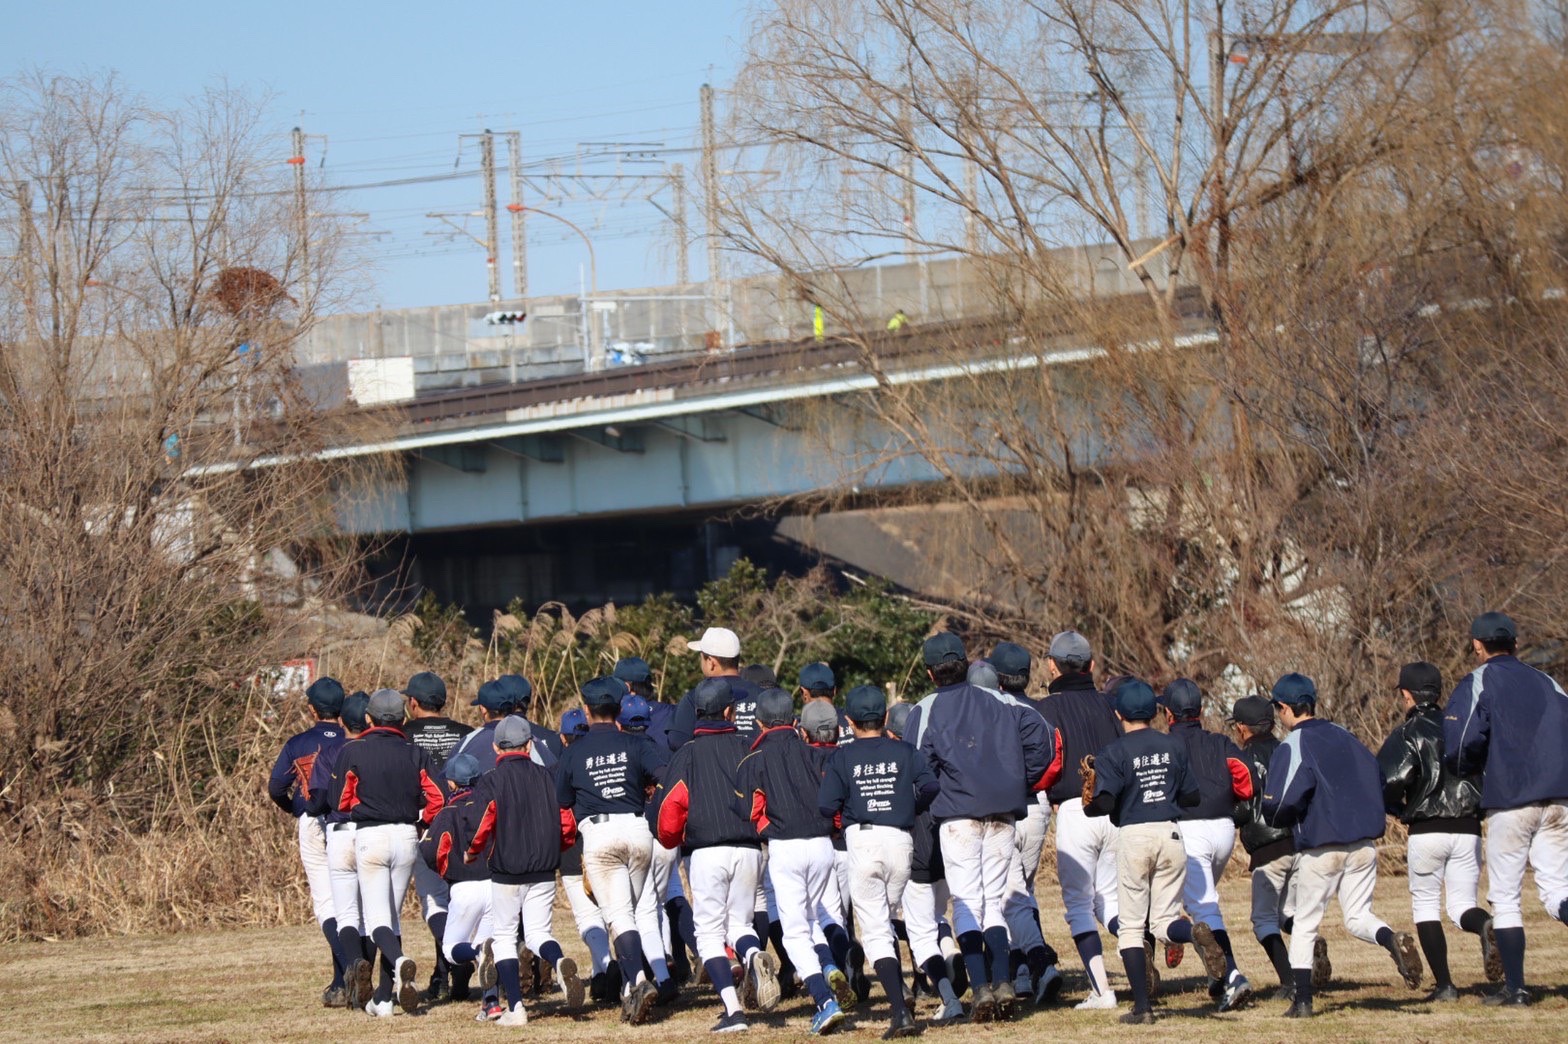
[1190,923,1229,983]
[394,957,420,1014]
[497,1001,529,1026]
[1032,965,1063,1005]
[656,977,680,1006]
[321,985,347,1008]
[1391,931,1424,989]
[882,1010,921,1039]
[1310,938,1332,988]
[558,957,585,1009]
[969,983,996,1023]
[1481,918,1503,983]
[1074,989,1117,1010]
[1118,1008,1156,1025]
[479,995,505,1020]
[811,998,847,1035]
[751,951,782,1012]
[1011,968,1032,997]
[1481,986,1531,1007]
[826,965,856,1008]
[518,947,535,995]
[931,996,966,1024]
[1283,998,1313,1018]
[345,957,374,1010]
[1165,942,1184,968]
[1218,973,1252,1012]
[1424,983,1460,1002]
[478,940,497,990]
[993,980,1017,1020]
[425,972,450,1005]
[364,998,395,1018]
[629,979,659,1025]
[711,1010,750,1032]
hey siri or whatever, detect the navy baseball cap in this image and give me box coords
[1048,630,1092,663]
[306,677,346,715]
[989,642,1031,674]
[618,694,652,729]
[613,656,652,684]
[755,687,796,727]
[560,706,589,737]
[798,662,836,692]
[1470,612,1517,642]
[497,674,534,709]
[845,684,887,723]
[1225,695,1273,728]
[740,663,778,688]
[886,701,912,739]
[472,679,514,711]
[445,752,482,786]
[340,691,371,732]
[581,676,626,709]
[693,677,734,716]
[401,671,447,707]
[1270,673,1318,707]
[367,688,406,725]
[495,715,533,749]
[922,632,966,666]
[1159,678,1203,718]
[1114,679,1158,721]
[1396,661,1442,697]
[800,701,839,741]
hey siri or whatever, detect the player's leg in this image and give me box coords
[689,846,747,1026]
[1284,847,1338,1015]
[628,830,673,997]
[773,837,840,1024]
[581,819,645,998]
[489,881,529,1023]
[385,824,422,1013]
[940,817,992,1013]
[1527,799,1568,926]
[519,879,583,1009]
[1441,831,1497,981]
[1408,832,1454,997]
[1055,800,1113,1005]
[353,825,398,1014]
[297,814,343,1003]
[1335,840,1420,989]
[1484,806,1534,994]
[440,879,485,1004]
[410,859,452,1002]
[327,824,369,1008]
[1250,853,1293,994]
[1113,824,1159,1018]
[847,825,916,1033]
[561,874,613,979]
[977,818,1017,1004]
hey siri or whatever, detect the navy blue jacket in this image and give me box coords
[905,682,1059,820]
[1167,719,1253,820]
[666,675,763,750]
[1041,674,1122,805]
[1443,655,1568,809]
[525,717,563,761]
[448,717,557,785]
[268,721,347,816]
[1262,717,1386,850]
[646,701,677,751]
[657,720,757,849]
[469,751,574,884]
[1086,728,1199,826]
[819,734,938,830]
[329,727,445,828]
[305,736,358,822]
[419,787,490,884]
[737,726,836,841]
[556,723,666,818]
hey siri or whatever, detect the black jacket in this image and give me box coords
[656,720,757,850]
[419,787,489,883]
[405,716,473,771]
[737,726,834,842]
[1042,674,1122,805]
[666,677,764,750]
[1168,719,1253,821]
[330,727,445,828]
[1378,702,1482,835]
[468,751,573,884]
[1233,733,1294,867]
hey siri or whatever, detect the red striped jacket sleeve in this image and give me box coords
[657,779,690,849]
[1227,757,1255,800]
[419,769,446,825]
[466,800,498,861]
[1032,727,1065,792]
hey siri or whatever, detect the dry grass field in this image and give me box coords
[1,871,1563,1043]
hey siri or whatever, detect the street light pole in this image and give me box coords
[519,205,601,371]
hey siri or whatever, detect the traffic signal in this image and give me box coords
[484,310,527,325]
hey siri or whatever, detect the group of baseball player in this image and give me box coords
[267,609,1568,1031]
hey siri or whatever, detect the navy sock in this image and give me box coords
[373,952,394,1003]
[1416,921,1450,987]
[815,943,836,969]
[371,926,403,962]
[1072,930,1103,977]
[1293,967,1312,1006]
[336,924,363,969]
[321,918,345,986]
[1261,934,1291,985]
[937,921,953,945]
[825,923,852,970]
[922,954,950,985]
[1166,919,1193,945]
[752,911,771,950]
[1026,946,1051,980]
[805,971,832,1007]
[671,897,699,956]
[1213,928,1237,975]
[735,933,761,965]
[1008,948,1024,978]
[704,955,736,995]
[892,919,908,941]
[361,937,375,962]
[1495,926,1526,990]
[1558,899,1568,926]
[1281,916,1294,935]
[768,921,795,975]
[983,926,1010,985]
[427,914,448,977]
[1107,916,1120,936]
[1459,908,1490,935]
[539,940,564,967]
[452,942,479,964]
[958,930,988,990]
[874,957,908,1018]
[615,930,648,988]
[497,958,522,1007]
[1120,946,1150,1011]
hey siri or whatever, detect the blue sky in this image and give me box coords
[3,1,752,311]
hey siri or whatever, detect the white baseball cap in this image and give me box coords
[687,626,741,658]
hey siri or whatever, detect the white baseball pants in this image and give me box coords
[1485,801,1568,930]
[1178,817,1237,931]
[1054,798,1119,936]
[1408,831,1481,926]
[903,878,952,965]
[1288,841,1388,969]
[769,836,835,978]
[355,823,418,936]
[325,821,362,933]
[443,879,495,963]
[942,817,1014,936]
[580,813,655,938]
[817,847,849,930]
[846,825,914,964]
[412,858,450,921]
[490,879,560,963]
[688,845,764,963]
[297,813,334,926]
[1249,851,1296,942]
[562,874,612,973]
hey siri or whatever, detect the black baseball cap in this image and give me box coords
[497,674,533,709]
[613,657,652,684]
[1225,695,1273,728]
[340,691,371,732]
[472,679,514,712]
[306,677,346,715]
[1470,612,1517,642]
[798,662,836,692]
[1114,679,1158,721]
[845,684,887,724]
[1159,678,1203,718]
[989,642,1031,675]
[1396,661,1443,698]
[401,671,447,708]
[886,701,912,738]
[755,687,796,727]
[740,663,778,689]
[581,676,626,710]
[1270,673,1318,707]
[693,677,734,716]
[922,632,966,666]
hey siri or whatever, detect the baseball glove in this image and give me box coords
[1079,754,1096,805]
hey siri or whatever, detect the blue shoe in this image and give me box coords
[811,999,847,1036]
[826,965,855,1008]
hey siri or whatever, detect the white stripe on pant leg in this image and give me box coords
[327,824,362,933]
[847,826,913,964]
[770,837,833,979]
[298,814,335,926]
[1288,847,1342,968]
[490,881,524,962]
[1529,800,1568,919]
[444,879,493,963]
[519,880,560,958]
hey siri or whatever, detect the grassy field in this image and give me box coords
[1,870,1564,1042]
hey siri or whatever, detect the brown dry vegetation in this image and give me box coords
[0,871,1560,1042]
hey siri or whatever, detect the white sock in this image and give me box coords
[1088,954,1110,996]
[719,985,742,1015]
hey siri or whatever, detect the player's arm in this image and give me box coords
[817,752,849,820]
[1376,727,1418,815]
[1016,705,1058,792]
[1443,675,1490,776]
[266,744,296,813]
[1261,740,1314,827]
[1220,737,1253,801]
[304,749,336,817]
[463,776,496,863]
[1175,749,1201,808]
[416,751,446,826]
[1083,746,1119,817]
[655,752,693,849]
[909,749,939,813]
[419,809,448,872]
[666,693,696,751]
